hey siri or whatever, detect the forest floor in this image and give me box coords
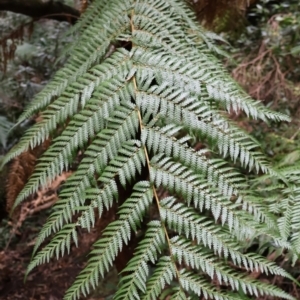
[0,212,118,300]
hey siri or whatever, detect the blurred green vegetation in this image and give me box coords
[0,11,72,156]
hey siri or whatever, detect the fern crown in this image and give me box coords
[3,0,296,299]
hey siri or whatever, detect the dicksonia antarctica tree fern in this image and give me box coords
[2,0,298,299]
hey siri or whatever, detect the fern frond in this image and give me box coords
[178,267,294,300]
[178,269,242,300]
[40,181,152,300]
[169,288,189,300]
[5,0,294,299]
[12,77,135,208]
[63,0,111,48]
[171,236,293,299]
[114,221,166,300]
[132,47,289,123]
[135,81,272,173]
[26,224,77,275]
[255,165,300,261]
[290,188,300,250]
[32,103,139,252]
[142,125,246,197]
[3,49,132,166]
[77,140,147,227]
[0,116,13,148]
[67,219,165,300]
[159,197,289,278]
[29,141,145,272]
[143,125,277,228]
[152,160,258,236]
[77,140,146,232]
[141,256,176,300]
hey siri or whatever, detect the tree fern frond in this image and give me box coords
[130,4,228,89]
[3,49,132,166]
[249,163,300,262]
[12,78,135,209]
[178,269,242,300]
[159,197,289,277]
[141,256,176,300]
[130,1,286,122]
[63,0,111,50]
[135,81,272,174]
[280,171,300,252]
[32,103,139,253]
[178,268,294,300]
[77,140,146,232]
[31,140,145,269]
[142,125,277,228]
[151,159,257,235]
[278,196,293,241]
[142,125,246,197]
[170,236,293,299]
[169,288,189,300]
[5,0,295,299]
[163,0,218,48]
[63,182,153,300]
[289,187,300,251]
[26,224,77,275]
[114,221,166,300]
[132,47,289,123]
[117,181,154,231]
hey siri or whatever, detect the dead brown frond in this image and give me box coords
[80,0,89,14]
[13,170,72,230]
[6,150,37,217]
[74,0,90,14]
[6,138,51,227]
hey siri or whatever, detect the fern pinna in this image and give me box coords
[2,0,296,299]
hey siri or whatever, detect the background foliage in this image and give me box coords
[0,9,71,154]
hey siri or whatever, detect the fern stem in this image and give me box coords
[129,8,183,290]
[137,104,183,288]
[132,58,181,293]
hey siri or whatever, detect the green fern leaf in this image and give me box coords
[114,221,166,300]
[3,0,296,299]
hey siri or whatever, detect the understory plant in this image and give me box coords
[2,0,299,299]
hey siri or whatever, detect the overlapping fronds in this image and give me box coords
[3,0,295,299]
[251,160,300,265]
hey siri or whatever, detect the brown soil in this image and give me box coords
[0,214,118,300]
